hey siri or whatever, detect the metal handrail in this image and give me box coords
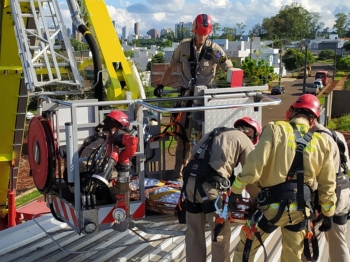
[48,93,281,112]
[136,94,282,113]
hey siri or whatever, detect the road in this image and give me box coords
[262,63,335,127]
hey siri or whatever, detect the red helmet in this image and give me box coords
[192,14,213,35]
[106,110,129,127]
[290,94,321,117]
[234,117,262,145]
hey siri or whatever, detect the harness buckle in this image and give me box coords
[219,178,231,189]
[257,190,267,204]
[295,168,305,176]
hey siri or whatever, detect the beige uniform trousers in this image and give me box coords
[233,206,308,262]
[301,188,350,262]
[185,177,231,262]
[325,187,350,262]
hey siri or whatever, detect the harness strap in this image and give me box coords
[303,220,319,262]
[188,39,208,88]
[333,213,348,225]
[150,121,189,162]
[259,123,314,226]
[288,123,314,213]
[243,211,268,262]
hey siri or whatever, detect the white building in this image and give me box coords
[122,26,128,40]
[131,45,159,71]
[163,42,179,63]
[223,37,286,77]
[212,39,228,50]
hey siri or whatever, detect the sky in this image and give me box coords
[58,0,350,37]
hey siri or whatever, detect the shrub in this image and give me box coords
[344,80,350,90]
[318,49,335,60]
[327,114,350,131]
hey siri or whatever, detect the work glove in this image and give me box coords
[153,84,164,98]
[315,213,333,232]
[228,193,243,212]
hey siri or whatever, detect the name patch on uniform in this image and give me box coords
[214,50,223,58]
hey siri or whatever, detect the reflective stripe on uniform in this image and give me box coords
[268,202,299,211]
[233,177,244,189]
[322,203,333,212]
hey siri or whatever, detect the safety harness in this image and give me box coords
[315,129,350,225]
[188,38,212,88]
[181,127,234,215]
[243,123,318,262]
[149,119,189,164]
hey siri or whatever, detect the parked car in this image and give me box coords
[271,85,285,95]
[313,79,324,90]
[305,83,320,95]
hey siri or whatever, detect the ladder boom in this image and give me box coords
[10,0,84,91]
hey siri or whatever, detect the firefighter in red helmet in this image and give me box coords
[154,14,233,181]
[234,117,262,145]
[230,94,336,262]
[98,110,130,134]
[182,117,261,262]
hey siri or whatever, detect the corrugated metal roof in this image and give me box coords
[0,214,332,262]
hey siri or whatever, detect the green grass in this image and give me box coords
[335,76,343,81]
[16,189,41,207]
[318,96,325,106]
[327,114,350,131]
[316,59,335,64]
[335,71,350,77]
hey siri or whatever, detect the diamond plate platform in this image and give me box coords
[131,215,187,236]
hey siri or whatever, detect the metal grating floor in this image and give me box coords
[0,214,339,261]
[131,215,187,236]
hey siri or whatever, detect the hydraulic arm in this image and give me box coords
[68,0,145,101]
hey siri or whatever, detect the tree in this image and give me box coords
[333,13,348,38]
[282,48,314,72]
[337,57,350,70]
[308,12,325,38]
[176,27,191,40]
[318,49,335,60]
[164,31,175,41]
[212,23,221,38]
[261,3,310,40]
[251,23,266,38]
[213,59,239,88]
[146,53,165,71]
[70,38,89,51]
[234,22,246,40]
[220,27,235,41]
[240,57,276,86]
[124,50,134,58]
[343,42,350,51]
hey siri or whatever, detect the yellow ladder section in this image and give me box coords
[0,0,27,218]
